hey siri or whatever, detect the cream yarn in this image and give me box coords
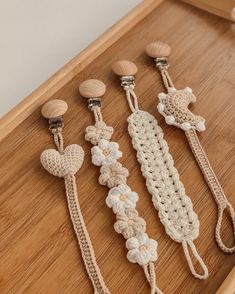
[186,129,235,254]
[85,121,113,145]
[123,84,208,280]
[91,139,122,166]
[156,63,235,254]
[41,144,84,177]
[114,208,146,239]
[41,127,109,294]
[99,162,129,188]
[157,86,206,132]
[128,110,200,243]
[85,105,163,294]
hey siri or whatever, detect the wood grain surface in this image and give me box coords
[182,0,235,21]
[0,1,235,293]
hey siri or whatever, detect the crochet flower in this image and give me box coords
[126,233,157,265]
[99,162,129,188]
[85,122,114,145]
[91,139,122,166]
[114,208,146,239]
[106,184,138,214]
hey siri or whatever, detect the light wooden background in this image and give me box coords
[0,1,234,293]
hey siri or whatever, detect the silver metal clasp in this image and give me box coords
[87,97,101,109]
[155,57,169,69]
[48,117,64,131]
[120,76,135,87]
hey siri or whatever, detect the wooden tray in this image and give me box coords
[0,0,234,293]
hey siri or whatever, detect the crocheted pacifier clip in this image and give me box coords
[40,100,109,294]
[112,61,208,280]
[79,79,162,294]
[145,41,235,254]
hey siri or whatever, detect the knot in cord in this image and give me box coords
[123,84,135,91]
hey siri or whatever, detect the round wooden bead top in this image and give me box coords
[79,79,106,98]
[41,99,68,119]
[112,60,137,76]
[145,41,171,58]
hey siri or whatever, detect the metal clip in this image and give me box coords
[120,76,135,87]
[48,117,64,131]
[87,98,101,109]
[155,57,169,69]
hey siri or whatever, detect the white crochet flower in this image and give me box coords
[91,139,122,166]
[85,122,113,145]
[126,233,157,265]
[106,184,139,214]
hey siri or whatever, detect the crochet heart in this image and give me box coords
[40,144,84,177]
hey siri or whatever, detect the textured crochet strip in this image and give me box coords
[122,84,208,280]
[186,129,235,253]
[41,127,109,294]
[156,65,235,254]
[85,105,163,294]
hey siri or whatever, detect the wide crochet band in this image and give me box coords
[123,84,208,280]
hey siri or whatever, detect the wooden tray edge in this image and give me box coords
[182,0,235,21]
[0,0,164,142]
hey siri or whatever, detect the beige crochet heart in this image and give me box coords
[41,144,84,177]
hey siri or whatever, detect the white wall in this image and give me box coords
[0,0,141,117]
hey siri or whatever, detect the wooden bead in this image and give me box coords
[79,79,106,98]
[112,60,137,76]
[41,99,68,119]
[145,41,171,58]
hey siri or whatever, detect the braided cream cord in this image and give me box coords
[41,129,109,294]
[159,68,174,90]
[143,262,163,294]
[124,85,208,280]
[186,129,235,253]
[65,174,110,293]
[52,128,64,154]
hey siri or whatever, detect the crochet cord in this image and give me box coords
[52,127,64,154]
[92,106,103,123]
[65,174,109,294]
[124,85,139,113]
[182,240,208,279]
[143,263,163,294]
[159,68,174,90]
[51,127,109,293]
[186,129,235,253]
